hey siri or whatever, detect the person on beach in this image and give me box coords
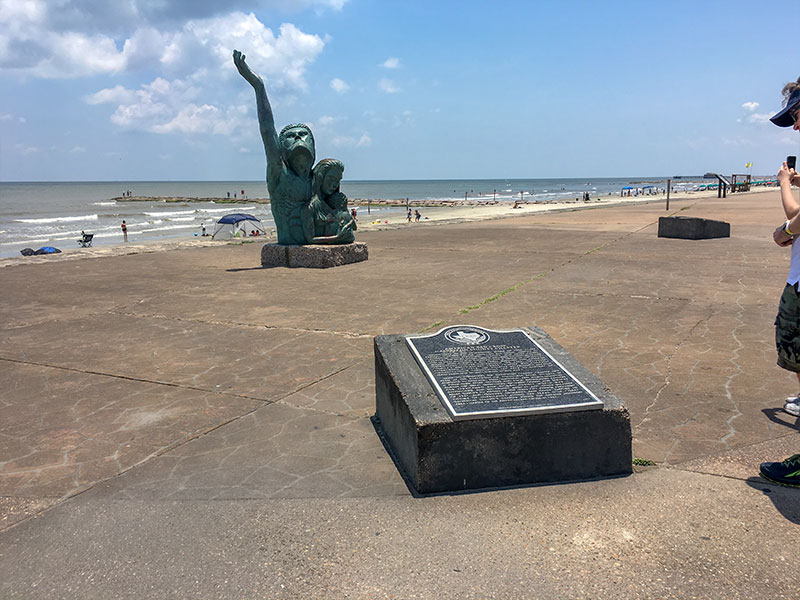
[414,210,421,222]
[408,209,412,222]
[761,76,800,488]
[121,220,127,242]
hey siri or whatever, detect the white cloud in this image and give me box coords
[0,8,325,88]
[330,77,349,93]
[381,57,400,69]
[0,0,348,39]
[87,75,250,135]
[392,109,414,128]
[378,78,400,94]
[16,143,39,155]
[742,101,759,111]
[779,134,799,146]
[0,0,45,22]
[748,112,774,124]
[152,104,223,134]
[85,85,133,105]
[721,136,754,147]
[330,131,371,147]
[0,112,23,123]
[317,115,337,127]
[72,12,325,136]
[69,146,86,154]
[312,0,348,10]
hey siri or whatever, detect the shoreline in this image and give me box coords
[114,196,270,204]
[0,187,756,267]
[110,190,735,209]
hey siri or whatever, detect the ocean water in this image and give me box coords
[0,177,671,258]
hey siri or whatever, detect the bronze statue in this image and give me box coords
[233,50,355,245]
[306,158,356,244]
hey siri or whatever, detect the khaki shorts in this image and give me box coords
[775,283,800,373]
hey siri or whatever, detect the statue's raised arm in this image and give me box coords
[233,49,352,248]
[233,50,281,175]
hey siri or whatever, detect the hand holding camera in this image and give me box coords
[778,156,798,186]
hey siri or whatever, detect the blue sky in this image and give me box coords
[1,0,798,181]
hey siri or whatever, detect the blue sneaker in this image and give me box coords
[760,454,800,488]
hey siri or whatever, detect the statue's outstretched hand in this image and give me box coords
[233,50,263,88]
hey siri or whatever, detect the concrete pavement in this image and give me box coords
[0,191,798,598]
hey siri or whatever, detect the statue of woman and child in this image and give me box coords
[233,50,356,246]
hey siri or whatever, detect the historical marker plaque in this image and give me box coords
[406,325,603,420]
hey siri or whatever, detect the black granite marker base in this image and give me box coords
[658,216,730,240]
[374,327,632,494]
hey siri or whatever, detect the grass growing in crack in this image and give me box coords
[583,245,606,256]
[632,458,657,466]
[458,273,546,315]
[420,321,444,333]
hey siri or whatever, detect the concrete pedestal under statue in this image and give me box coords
[261,242,368,268]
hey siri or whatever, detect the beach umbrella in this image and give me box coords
[212,213,266,239]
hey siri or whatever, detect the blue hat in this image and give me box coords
[771,89,800,127]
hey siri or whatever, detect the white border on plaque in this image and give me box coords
[405,325,604,420]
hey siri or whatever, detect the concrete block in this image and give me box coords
[261,242,368,268]
[658,216,730,240]
[374,327,632,494]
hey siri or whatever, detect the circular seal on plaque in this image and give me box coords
[444,326,490,345]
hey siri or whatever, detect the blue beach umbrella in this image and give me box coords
[212,213,266,239]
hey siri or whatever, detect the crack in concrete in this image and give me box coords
[0,355,362,415]
[634,308,715,432]
[0,355,275,404]
[446,213,675,321]
[0,356,363,532]
[109,310,374,339]
[720,276,746,449]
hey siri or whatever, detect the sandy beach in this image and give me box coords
[355,188,728,229]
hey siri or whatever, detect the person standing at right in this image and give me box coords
[121,219,128,243]
[761,77,800,487]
